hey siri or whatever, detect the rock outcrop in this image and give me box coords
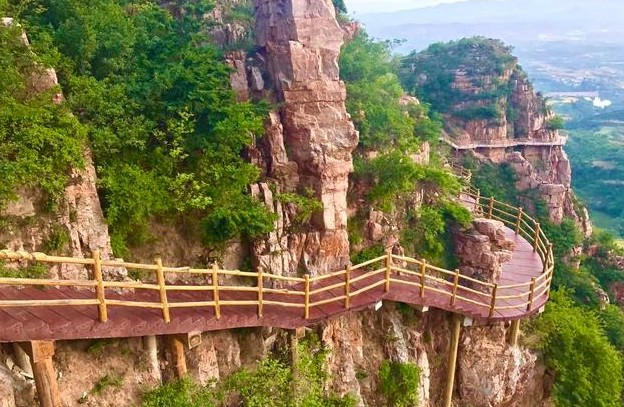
[250,0,358,276]
[458,324,537,406]
[0,20,119,280]
[454,218,515,286]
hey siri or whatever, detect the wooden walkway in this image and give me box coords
[0,188,553,343]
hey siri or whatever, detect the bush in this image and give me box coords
[378,361,420,407]
[141,378,214,407]
[17,1,274,252]
[545,116,565,130]
[530,290,622,407]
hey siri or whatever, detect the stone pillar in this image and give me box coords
[252,0,359,276]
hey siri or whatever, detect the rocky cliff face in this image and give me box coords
[439,42,589,234]
[0,23,119,280]
[0,8,549,407]
[250,0,358,276]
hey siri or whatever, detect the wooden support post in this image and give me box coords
[420,259,427,298]
[515,207,523,235]
[26,341,61,407]
[385,250,392,293]
[450,269,460,307]
[476,188,481,206]
[92,250,107,323]
[526,278,536,311]
[257,267,264,318]
[155,258,170,323]
[488,197,494,219]
[443,315,462,407]
[212,263,221,320]
[489,284,498,318]
[167,335,187,379]
[304,274,311,320]
[344,265,351,309]
[533,223,541,252]
[508,320,521,347]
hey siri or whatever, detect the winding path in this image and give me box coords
[0,182,553,343]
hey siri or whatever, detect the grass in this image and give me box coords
[91,373,124,395]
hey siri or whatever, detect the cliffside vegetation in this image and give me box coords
[398,37,517,118]
[5,0,274,257]
[340,29,471,266]
[140,334,356,407]
[0,16,85,208]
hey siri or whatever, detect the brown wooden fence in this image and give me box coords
[0,167,554,324]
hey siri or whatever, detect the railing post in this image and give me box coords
[450,269,460,307]
[344,265,351,309]
[385,250,392,293]
[257,267,264,318]
[527,278,536,311]
[420,259,427,298]
[155,258,170,323]
[212,263,221,320]
[488,197,494,219]
[489,284,498,318]
[545,243,553,273]
[476,188,481,213]
[533,222,541,252]
[304,274,310,320]
[92,250,107,323]
[515,207,523,235]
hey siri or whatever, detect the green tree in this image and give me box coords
[17,0,275,252]
[0,19,85,208]
[531,291,623,407]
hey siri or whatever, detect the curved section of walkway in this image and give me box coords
[0,176,554,343]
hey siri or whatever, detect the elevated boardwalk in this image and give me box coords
[0,184,553,343]
[441,135,567,150]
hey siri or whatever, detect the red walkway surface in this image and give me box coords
[0,222,547,342]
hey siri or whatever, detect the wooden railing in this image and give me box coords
[0,167,554,324]
[441,135,568,150]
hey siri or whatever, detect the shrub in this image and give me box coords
[545,116,565,130]
[530,290,622,407]
[378,361,420,407]
[141,378,215,407]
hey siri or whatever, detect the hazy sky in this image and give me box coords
[345,0,468,14]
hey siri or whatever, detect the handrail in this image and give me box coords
[0,165,554,327]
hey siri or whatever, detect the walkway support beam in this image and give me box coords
[23,340,61,407]
[444,315,462,407]
[167,335,187,379]
[508,320,521,347]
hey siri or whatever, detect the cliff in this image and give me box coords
[401,37,591,236]
[0,6,554,407]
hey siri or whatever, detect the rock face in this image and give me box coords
[458,324,537,406]
[251,0,358,276]
[0,23,119,280]
[454,218,515,287]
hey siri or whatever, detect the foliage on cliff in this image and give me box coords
[140,334,356,407]
[339,29,470,265]
[398,37,516,116]
[0,19,85,208]
[10,0,274,253]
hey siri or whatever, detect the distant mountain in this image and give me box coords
[360,0,624,52]
[361,0,624,28]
